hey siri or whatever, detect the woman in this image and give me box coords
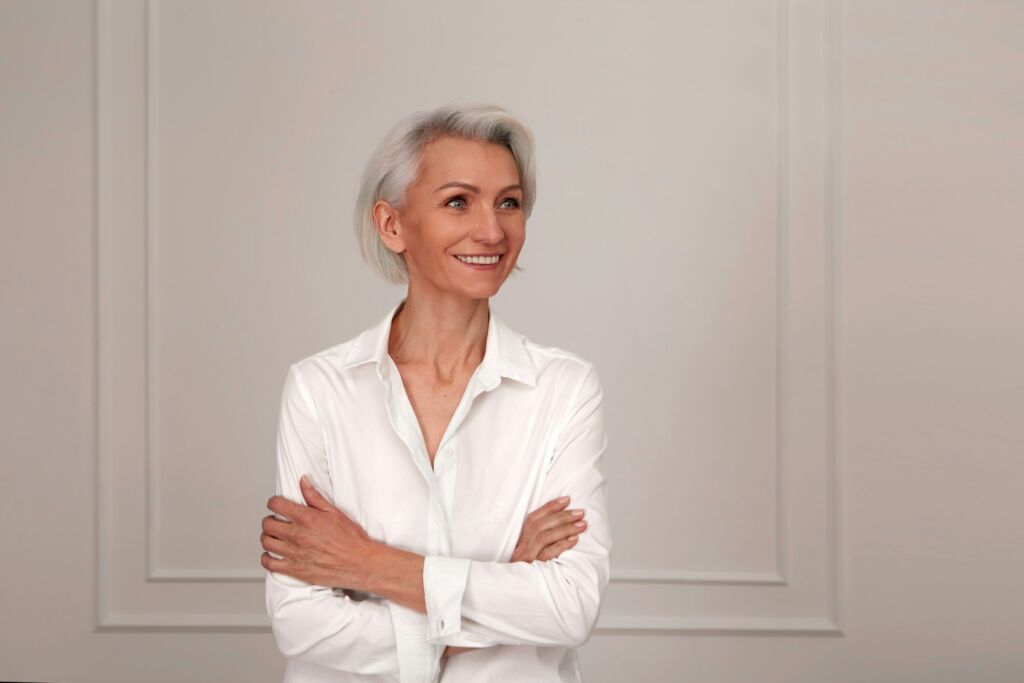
[259,104,611,683]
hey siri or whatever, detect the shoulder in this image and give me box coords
[284,333,364,396]
[520,334,602,395]
[290,338,355,372]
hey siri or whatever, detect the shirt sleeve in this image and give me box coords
[265,363,405,676]
[422,362,612,648]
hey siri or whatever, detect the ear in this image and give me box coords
[373,199,406,254]
[299,475,335,512]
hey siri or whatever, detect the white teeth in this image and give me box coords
[456,254,500,265]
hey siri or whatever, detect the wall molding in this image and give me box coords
[148,567,788,586]
[96,0,843,634]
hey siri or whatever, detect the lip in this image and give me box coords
[453,254,503,271]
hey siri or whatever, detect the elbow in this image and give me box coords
[265,577,355,662]
[269,618,311,660]
[560,592,602,648]
[547,564,608,648]
[267,590,324,660]
[268,607,321,660]
[265,575,299,657]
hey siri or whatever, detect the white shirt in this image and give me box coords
[265,298,611,683]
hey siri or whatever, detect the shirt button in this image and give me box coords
[439,619,446,630]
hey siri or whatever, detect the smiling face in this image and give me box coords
[373,135,526,300]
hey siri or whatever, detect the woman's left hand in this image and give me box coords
[260,475,374,589]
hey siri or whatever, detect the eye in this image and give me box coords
[445,195,467,209]
[500,197,521,209]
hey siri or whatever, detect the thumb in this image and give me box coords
[299,475,334,512]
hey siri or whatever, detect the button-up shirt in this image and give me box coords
[265,298,611,682]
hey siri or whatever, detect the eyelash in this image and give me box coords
[445,195,521,210]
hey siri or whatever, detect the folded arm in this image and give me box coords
[262,362,611,675]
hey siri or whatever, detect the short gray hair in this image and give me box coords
[353,103,536,284]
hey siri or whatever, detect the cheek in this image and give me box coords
[507,227,527,254]
[403,224,454,264]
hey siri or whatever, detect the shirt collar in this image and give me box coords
[341,298,537,389]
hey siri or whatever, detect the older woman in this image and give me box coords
[260,104,611,683]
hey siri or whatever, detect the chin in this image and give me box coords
[457,282,504,300]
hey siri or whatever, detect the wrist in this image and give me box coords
[360,540,426,612]
[357,538,389,594]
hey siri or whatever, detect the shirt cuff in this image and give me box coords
[423,555,472,642]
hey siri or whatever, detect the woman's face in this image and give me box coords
[375,135,526,300]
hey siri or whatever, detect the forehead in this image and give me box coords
[415,135,520,186]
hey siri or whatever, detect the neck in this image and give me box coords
[388,289,490,382]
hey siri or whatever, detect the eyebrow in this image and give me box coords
[434,181,523,195]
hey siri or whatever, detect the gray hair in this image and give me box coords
[353,103,536,284]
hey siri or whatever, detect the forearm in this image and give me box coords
[356,541,587,650]
[359,537,608,648]
[420,534,609,648]
[360,539,427,614]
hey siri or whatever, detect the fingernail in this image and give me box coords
[574,521,586,528]
[558,496,569,503]
[300,475,309,487]
[571,510,584,518]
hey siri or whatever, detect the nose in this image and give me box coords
[473,204,505,244]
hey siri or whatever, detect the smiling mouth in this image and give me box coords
[454,254,503,266]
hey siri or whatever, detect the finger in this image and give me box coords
[527,496,570,523]
[260,531,295,558]
[300,475,335,512]
[535,508,585,534]
[511,538,541,563]
[539,519,587,547]
[267,495,307,521]
[537,535,580,561]
[261,550,289,574]
[262,514,294,540]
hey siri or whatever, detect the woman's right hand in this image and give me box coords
[511,495,587,562]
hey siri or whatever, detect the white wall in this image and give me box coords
[1,1,1021,681]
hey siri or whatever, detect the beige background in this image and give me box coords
[2,0,1022,681]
